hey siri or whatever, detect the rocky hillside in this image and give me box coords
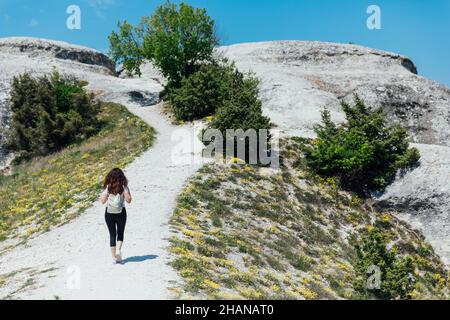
[219,41,450,264]
[170,138,448,299]
[0,37,448,267]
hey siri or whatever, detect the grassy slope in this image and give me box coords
[0,102,155,244]
[169,138,448,300]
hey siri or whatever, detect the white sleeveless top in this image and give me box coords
[102,186,130,214]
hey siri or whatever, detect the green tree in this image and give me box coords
[209,71,271,133]
[353,226,415,300]
[208,68,272,164]
[170,58,271,131]
[169,62,234,121]
[304,96,420,194]
[109,1,219,88]
[4,71,100,160]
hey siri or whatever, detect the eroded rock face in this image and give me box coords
[0,37,116,74]
[376,144,450,263]
[220,41,450,263]
[220,41,450,146]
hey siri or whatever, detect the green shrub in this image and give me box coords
[209,70,270,132]
[352,226,415,300]
[207,67,272,164]
[4,71,100,160]
[170,63,234,121]
[109,1,218,88]
[170,59,272,129]
[169,59,271,163]
[304,96,420,194]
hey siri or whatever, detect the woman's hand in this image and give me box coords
[100,189,108,204]
[124,191,132,204]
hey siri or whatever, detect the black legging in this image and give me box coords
[105,208,127,247]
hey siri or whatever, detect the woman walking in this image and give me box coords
[100,168,132,264]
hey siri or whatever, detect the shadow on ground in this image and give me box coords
[121,255,158,264]
[128,91,160,107]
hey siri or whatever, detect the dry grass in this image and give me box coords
[0,102,155,242]
[169,138,448,300]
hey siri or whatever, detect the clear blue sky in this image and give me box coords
[1,0,449,86]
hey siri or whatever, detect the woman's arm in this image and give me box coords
[124,187,132,204]
[100,188,108,204]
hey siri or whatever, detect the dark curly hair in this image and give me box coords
[103,168,128,195]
